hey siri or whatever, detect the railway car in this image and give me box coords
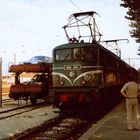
[50,11,138,113]
[9,63,52,104]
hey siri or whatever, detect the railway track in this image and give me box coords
[17,116,92,140]
[16,106,111,140]
[0,102,49,120]
[15,98,119,140]
[2,98,13,104]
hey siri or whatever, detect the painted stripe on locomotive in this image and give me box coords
[52,69,103,86]
[53,65,103,70]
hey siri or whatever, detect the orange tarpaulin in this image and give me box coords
[9,63,51,73]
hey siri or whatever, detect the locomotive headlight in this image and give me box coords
[84,73,94,81]
[82,80,86,85]
[59,80,64,85]
[69,71,76,78]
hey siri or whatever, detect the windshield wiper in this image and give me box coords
[63,53,71,61]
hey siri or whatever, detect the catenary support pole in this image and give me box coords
[0,57,2,108]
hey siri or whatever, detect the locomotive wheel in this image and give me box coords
[30,98,37,105]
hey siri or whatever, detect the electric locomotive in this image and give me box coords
[50,11,138,113]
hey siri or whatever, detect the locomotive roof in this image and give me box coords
[53,43,99,50]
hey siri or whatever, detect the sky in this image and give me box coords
[0,0,139,75]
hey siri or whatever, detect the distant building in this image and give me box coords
[2,73,35,84]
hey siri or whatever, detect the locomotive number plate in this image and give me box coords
[64,65,81,70]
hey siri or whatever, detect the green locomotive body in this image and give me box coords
[51,42,137,110]
[50,11,138,112]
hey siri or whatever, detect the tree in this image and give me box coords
[120,0,140,43]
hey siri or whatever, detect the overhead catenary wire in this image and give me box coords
[0,17,46,39]
[68,0,82,11]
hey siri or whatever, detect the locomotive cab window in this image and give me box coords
[55,49,72,61]
[55,47,96,61]
[73,47,95,60]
